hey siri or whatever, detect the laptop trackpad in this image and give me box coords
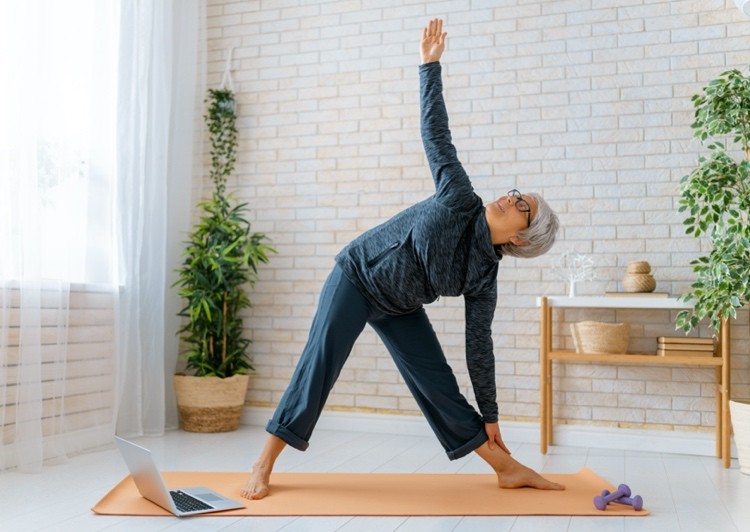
[195,492,223,502]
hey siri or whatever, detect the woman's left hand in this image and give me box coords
[485,422,511,454]
[420,18,446,64]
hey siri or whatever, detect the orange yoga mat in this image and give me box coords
[92,468,648,517]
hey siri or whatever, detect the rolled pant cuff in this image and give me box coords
[446,426,488,461]
[266,420,310,451]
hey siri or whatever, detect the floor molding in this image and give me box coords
[242,406,730,458]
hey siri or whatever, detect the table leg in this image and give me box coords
[545,303,553,447]
[546,358,553,446]
[716,366,722,459]
[721,318,731,468]
[540,297,549,454]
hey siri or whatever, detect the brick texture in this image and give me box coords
[205,0,750,433]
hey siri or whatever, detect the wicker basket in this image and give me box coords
[622,273,656,292]
[571,321,630,354]
[622,261,656,292]
[173,374,249,432]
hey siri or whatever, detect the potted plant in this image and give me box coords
[173,87,275,432]
[677,67,750,473]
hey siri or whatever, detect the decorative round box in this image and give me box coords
[622,261,656,292]
[626,261,651,274]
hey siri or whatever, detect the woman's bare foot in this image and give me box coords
[495,460,564,490]
[241,434,287,500]
[241,463,271,500]
[475,441,565,490]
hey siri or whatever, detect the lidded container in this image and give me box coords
[622,261,656,292]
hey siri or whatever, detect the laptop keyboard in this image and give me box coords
[170,490,215,513]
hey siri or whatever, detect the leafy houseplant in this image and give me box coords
[173,88,275,432]
[677,68,750,334]
[677,67,750,474]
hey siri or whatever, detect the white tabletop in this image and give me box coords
[536,295,692,310]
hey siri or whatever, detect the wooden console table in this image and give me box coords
[538,296,731,468]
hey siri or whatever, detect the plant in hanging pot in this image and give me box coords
[173,87,275,433]
[677,67,750,473]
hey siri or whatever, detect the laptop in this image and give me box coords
[114,436,245,516]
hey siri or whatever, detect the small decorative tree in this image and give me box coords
[174,88,275,377]
[554,252,596,297]
[677,68,750,334]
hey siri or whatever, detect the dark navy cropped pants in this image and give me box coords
[266,264,488,460]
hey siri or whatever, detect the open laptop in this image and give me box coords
[114,436,245,516]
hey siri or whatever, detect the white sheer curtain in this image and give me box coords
[115,0,203,437]
[0,1,119,471]
[0,0,204,470]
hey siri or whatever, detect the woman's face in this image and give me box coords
[483,189,538,247]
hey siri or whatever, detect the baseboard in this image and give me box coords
[242,406,732,458]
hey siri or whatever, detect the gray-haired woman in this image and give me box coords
[242,18,563,500]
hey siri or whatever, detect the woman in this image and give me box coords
[242,18,563,500]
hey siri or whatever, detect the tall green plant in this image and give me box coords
[175,88,275,377]
[677,68,750,333]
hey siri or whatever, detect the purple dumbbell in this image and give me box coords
[593,484,631,511]
[601,488,644,511]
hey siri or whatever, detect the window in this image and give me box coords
[0,0,119,284]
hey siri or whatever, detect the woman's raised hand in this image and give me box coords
[420,18,446,64]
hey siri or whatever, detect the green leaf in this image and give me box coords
[678,66,750,333]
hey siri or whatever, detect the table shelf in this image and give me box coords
[548,350,722,366]
[538,296,731,467]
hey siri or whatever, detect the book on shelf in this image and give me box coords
[657,336,714,345]
[657,342,715,352]
[605,292,670,298]
[657,348,716,357]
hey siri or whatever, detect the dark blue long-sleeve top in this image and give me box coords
[335,61,500,423]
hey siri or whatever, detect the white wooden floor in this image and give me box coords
[3,424,750,532]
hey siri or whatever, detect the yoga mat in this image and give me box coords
[92,468,648,517]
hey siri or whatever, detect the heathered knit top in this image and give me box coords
[335,61,500,423]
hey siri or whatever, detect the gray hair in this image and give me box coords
[497,192,559,259]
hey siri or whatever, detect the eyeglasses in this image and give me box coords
[508,189,531,227]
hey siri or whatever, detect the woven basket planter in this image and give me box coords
[571,321,630,355]
[173,374,249,433]
[730,400,750,475]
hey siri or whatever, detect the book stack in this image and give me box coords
[656,336,715,357]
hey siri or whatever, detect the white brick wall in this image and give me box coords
[206,0,750,433]
[2,285,115,451]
